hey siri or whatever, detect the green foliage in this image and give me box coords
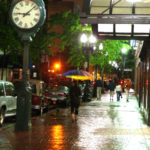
[0,0,22,54]
[48,10,82,49]
[30,23,53,62]
[90,40,131,74]
[125,49,135,69]
[47,11,85,67]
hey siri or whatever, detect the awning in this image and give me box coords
[80,0,150,40]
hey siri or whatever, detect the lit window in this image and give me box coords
[116,24,132,33]
[98,24,113,32]
[134,24,150,33]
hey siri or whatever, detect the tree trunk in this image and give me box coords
[101,67,105,93]
[94,65,98,80]
[1,49,6,80]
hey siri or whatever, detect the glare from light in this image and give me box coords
[99,43,103,50]
[54,63,60,70]
[112,61,116,65]
[122,47,127,54]
[105,52,108,56]
[89,35,97,43]
[93,46,96,50]
[80,34,88,43]
[32,65,35,68]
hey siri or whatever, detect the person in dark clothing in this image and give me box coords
[108,79,116,101]
[95,77,103,100]
[69,80,81,122]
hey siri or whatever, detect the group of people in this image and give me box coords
[68,78,132,122]
[95,77,132,102]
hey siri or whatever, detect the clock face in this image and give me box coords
[11,0,41,29]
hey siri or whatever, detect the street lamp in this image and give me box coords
[121,47,127,78]
[99,43,103,50]
[122,47,127,54]
[54,62,61,75]
[80,33,97,71]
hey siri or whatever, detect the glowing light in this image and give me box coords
[80,33,97,44]
[99,43,103,50]
[122,48,127,54]
[93,46,96,50]
[80,34,88,43]
[54,63,60,70]
[89,35,96,43]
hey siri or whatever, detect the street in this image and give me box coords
[0,91,150,150]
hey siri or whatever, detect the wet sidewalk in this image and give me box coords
[1,91,150,150]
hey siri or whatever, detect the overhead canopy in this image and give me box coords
[80,0,150,40]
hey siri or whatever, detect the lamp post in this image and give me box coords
[80,33,96,102]
[121,47,127,78]
[80,33,97,71]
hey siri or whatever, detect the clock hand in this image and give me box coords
[23,6,36,17]
[14,12,26,15]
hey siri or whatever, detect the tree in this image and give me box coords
[0,0,22,79]
[90,40,131,80]
[47,11,86,68]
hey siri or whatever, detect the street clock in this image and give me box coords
[9,0,46,131]
[10,0,46,40]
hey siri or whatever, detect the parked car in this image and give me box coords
[0,80,17,126]
[44,85,69,107]
[13,79,49,114]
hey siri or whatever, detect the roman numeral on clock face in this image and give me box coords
[18,21,23,27]
[34,18,38,22]
[30,22,33,26]
[24,23,28,28]
[14,17,19,22]
[25,1,29,6]
[19,2,23,7]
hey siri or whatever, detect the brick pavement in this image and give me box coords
[0,91,150,150]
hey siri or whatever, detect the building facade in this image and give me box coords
[135,40,150,125]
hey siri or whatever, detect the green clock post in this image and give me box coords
[9,0,46,131]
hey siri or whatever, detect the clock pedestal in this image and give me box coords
[10,0,46,131]
[15,38,32,131]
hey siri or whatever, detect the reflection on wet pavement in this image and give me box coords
[0,92,150,150]
[48,125,64,150]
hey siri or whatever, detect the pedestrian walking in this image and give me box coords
[108,79,116,101]
[69,80,81,122]
[95,77,103,100]
[115,82,122,101]
[124,79,132,102]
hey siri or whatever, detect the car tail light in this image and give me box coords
[32,96,41,105]
[53,101,56,105]
[44,92,49,96]
[58,93,65,96]
[44,92,52,96]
